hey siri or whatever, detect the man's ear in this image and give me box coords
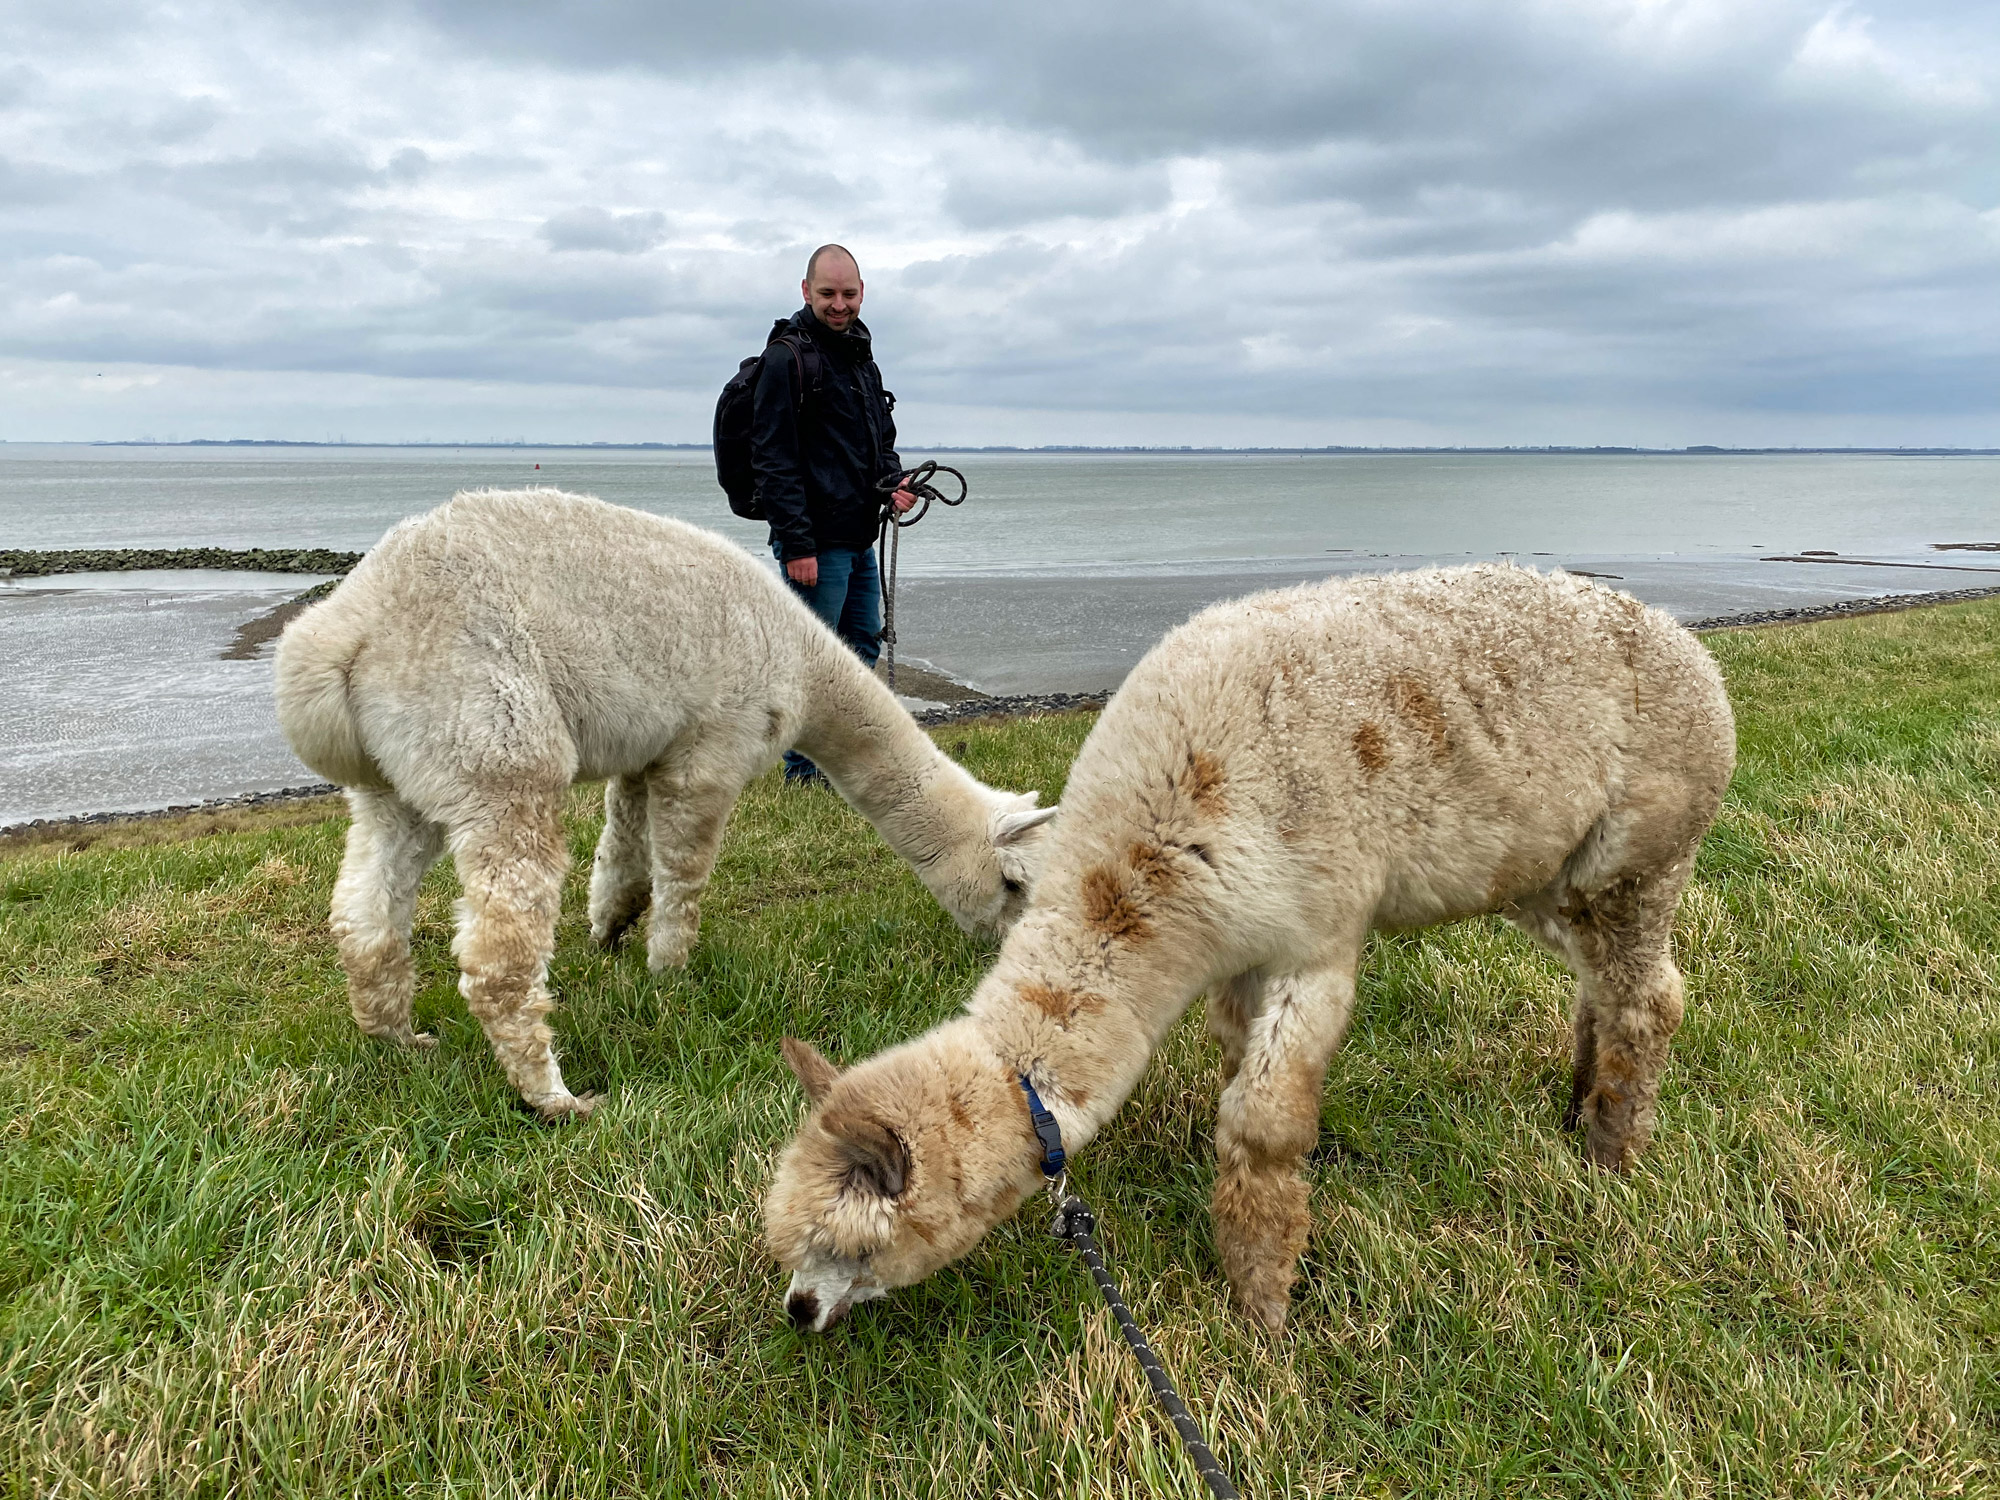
[781,1037,841,1106]
[822,1106,909,1199]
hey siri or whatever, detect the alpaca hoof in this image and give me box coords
[407,1031,439,1051]
[646,932,694,972]
[1239,1291,1290,1336]
[532,1091,603,1122]
[1584,1132,1632,1171]
[364,1024,438,1050]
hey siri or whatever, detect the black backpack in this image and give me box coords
[714,320,822,520]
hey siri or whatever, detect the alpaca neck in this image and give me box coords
[789,630,985,871]
[967,918,1215,1158]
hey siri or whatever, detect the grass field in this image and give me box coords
[4,601,1999,1498]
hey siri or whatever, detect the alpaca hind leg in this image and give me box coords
[449,792,597,1120]
[587,772,651,948]
[1211,960,1357,1334]
[331,789,444,1047]
[641,739,751,972]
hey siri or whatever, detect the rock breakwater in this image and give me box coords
[0,546,363,578]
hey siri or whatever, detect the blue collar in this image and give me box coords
[1019,1074,1068,1179]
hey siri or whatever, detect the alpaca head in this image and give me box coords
[929,789,1058,937]
[765,1032,1039,1332]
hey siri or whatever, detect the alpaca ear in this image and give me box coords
[994,802,1058,844]
[823,1106,909,1198]
[781,1037,841,1105]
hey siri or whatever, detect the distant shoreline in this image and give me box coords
[5,440,1997,457]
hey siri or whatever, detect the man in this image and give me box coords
[751,243,915,786]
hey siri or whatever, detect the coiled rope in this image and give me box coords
[874,461,967,694]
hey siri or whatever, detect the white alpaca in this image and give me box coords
[766,564,1735,1333]
[274,488,1056,1120]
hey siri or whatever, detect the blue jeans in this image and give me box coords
[775,543,882,779]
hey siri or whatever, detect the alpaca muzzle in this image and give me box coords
[783,1267,882,1332]
[785,1289,824,1330]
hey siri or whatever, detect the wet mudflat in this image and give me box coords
[0,575,328,827]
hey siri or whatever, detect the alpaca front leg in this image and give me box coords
[330,789,444,1048]
[1561,873,1690,1170]
[588,773,652,948]
[641,764,741,972]
[1500,900,1607,1135]
[1207,970,1262,1087]
[450,801,599,1120]
[1212,963,1356,1334]
[1563,996,1599,1133]
[1576,954,1684,1170]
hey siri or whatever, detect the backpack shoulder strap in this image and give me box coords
[765,323,822,416]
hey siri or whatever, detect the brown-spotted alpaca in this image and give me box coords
[275,488,1055,1120]
[766,563,1734,1333]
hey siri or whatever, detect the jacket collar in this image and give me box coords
[793,304,872,360]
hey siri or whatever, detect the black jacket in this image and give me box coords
[750,306,903,561]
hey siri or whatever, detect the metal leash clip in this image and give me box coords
[1046,1169,1074,1231]
[1050,1185,1091,1243]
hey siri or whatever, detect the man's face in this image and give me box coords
[803,255,863,331]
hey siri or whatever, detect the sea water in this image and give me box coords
[3,444,1996,824]
[4,442,1997,562]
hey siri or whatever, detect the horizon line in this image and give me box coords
[7,440,1999,457]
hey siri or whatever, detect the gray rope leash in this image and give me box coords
[1051,1196,1241,1500]
[1021,1076,1240,1499]
[874,461,966,694]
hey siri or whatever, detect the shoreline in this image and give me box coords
[1681,581,2000,630]
[0,545,361,579]
[7,583,1998,848]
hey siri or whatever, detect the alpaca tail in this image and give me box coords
[273,592,388,789]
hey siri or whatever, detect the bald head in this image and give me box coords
[802,244,864,333]
[806,243,858,282]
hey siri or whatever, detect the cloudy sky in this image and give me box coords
[2,0,1995,446]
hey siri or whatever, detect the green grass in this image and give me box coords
[4,606,2000,1498]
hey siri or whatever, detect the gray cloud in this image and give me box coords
[941,153,1173,230]
[380,0,1993,167]
[134,96,226,147]
[0,155,82,206]
[0,64,39,110]
[0,0,1994,443]
[541,207,671,253]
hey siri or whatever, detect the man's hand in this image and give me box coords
[890,487,917,515]
[786,555,819,587]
